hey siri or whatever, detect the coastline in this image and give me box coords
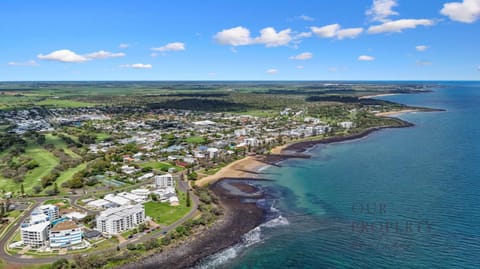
[118,108,443,269]
[119,180,265,269]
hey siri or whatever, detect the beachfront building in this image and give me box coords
[95,204,145,235]
[339,121,355,129]
[155,174,175,188]
[21,222,50,247]
[49,221,83,248]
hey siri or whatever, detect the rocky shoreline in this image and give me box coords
[119,180,265,269]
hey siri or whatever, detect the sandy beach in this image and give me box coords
[196,156,270,187]
[375,109,422,117]
[359,93,398,99]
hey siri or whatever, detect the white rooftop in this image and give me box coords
[21,221,50,232]
[104,194,131,206]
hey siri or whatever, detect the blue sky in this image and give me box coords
[1,0,479,80]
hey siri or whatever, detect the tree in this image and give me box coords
[51,258,69,269]
[186,190,191,207]
[0,203,5,218]
[20,184,24,196]
[187,172,198,181]
[53,182,59,195]
[144,238,159,250]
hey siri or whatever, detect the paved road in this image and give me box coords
[0,180,199,265]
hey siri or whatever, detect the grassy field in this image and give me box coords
[0,144,58,194]
[96,132,111,141]
[43,198,70,206]
[185,136,206,144]
[139,161,184,172]
[144,191,191,225]
[45,133,81,158]
[54,162,88,192]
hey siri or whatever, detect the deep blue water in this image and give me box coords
[199,82,480,269]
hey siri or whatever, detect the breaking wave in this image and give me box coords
[192,205,289,269]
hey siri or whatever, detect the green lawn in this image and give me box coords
[185,136,206,144]
[96,132,111,141]
[45,133,81,158]
[144,192,191,225]
[43,198,70,207]
[54,162,88,192]
[7,210,22,219]
[0,145,58,194]
[139,161,184,171]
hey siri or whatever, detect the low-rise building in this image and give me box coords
[95,204,145,235]
[49,221,83,248]
[155,174,175,188]
[103,194,131,206]
[131,188,150,199]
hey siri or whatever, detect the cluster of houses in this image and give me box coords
[83,108,357,174]
[0,109,53,134]
[0,107,110,134]
[17,204,86,249]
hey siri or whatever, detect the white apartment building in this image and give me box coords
[49,221,83,248]
[95,204,145,235]
[155,174,175,188]
[33,204,59,221]
[21,222,50,247]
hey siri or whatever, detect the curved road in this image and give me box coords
[0,180,199,265]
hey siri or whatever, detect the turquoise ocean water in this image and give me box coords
[197,82,480,269]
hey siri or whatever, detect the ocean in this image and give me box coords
[196,82,480,269]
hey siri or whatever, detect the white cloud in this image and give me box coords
[296,32,313,39]
[214,26,293,47]
[358,55,375,61]
[119,43,130,49]
[311,24,341,38]
[7,60,38,66]
[416,45,429,51]
[85,50,125,59]
[328,67,338,72]
[214,26,253,46]
[37,49,89,63]
[297,65,304,69]
[120,63,152,69]
[208,72,217,76]
[290,52,313,60]
[151,42,186,52]
[366,0,399,22]
[38,49,125,62]
[254,27,292,47]
[311,24,363,39]
[336,28,364,40]
[441,0,480,23]
[266,68,278,74]
[367,19,435,34]
[298,15,315,21]
[477,65,480,71]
